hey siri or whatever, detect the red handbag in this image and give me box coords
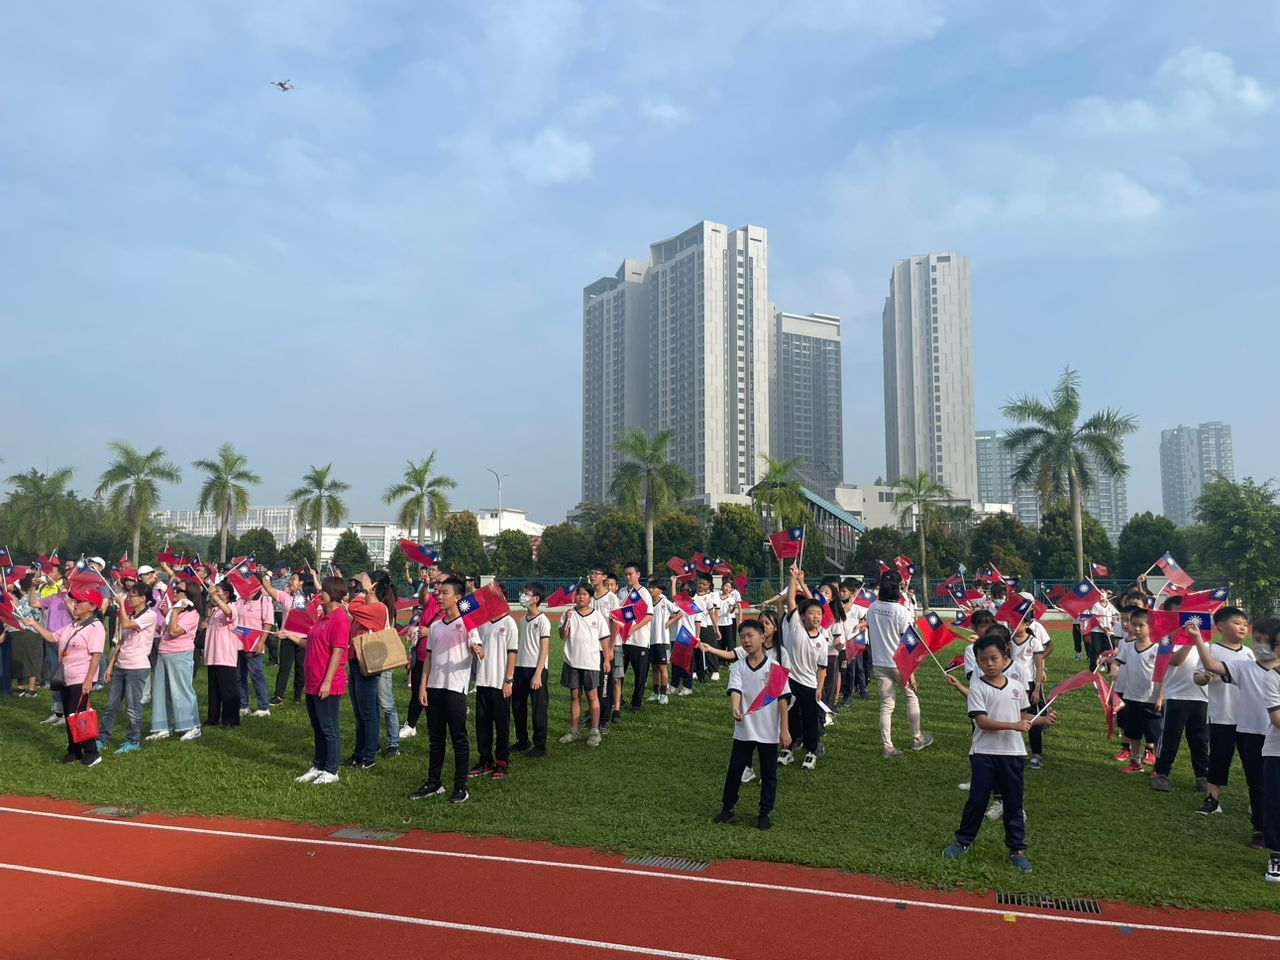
[67,695,100,745]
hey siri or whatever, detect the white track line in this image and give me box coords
[2,806,1277,943]
[0,862,732,960]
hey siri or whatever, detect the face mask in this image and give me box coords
[519,593,531,607]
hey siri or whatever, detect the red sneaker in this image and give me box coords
[1112,746,1131,762]
[1121,759,1145,774]
[1142,748,1156,767]
[491,761,508,780]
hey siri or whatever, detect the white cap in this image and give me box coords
[90,556,106,567]
[136,565,156,575]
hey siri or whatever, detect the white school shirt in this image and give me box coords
[968,672,1029,756]
[475,615,518,689]
[1009,634,1044,690]
[1162,644,1208,702]
[517,612,550,670]
[1115,640,1159,705]
[1258,668,1280,757]
[717,591,739,627]
[728,655,792,744]
[425,616,479,694]
[825,615,844,658]
[592,591,620,617]
[1206,643,1257,725]
[695,592,719,628]
[780,610,827,689]
[1223,658,1280,737]
[563,607,610,670]
[963,641,977,678]
[866,599,913,668]
[648,594,680,646]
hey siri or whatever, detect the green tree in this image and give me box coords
[287,464,350,578]
[536,522,592,577]
[751,455,807,586]
[1181,524,1229,587]
[708,503,767,577]
[490,529,534,579]
[1038,503,1114,580]
[95,441,182,565]
[609,428,693,575]
[235,528,278,569]
[386,543,413,595]
[889,471,953,610]
[1195,477,1280,618]
[441,510,486,575]
[278,538,317,572]
[382,452,456,546]
[970,513,1038,578]
[1003,367,1137,581]
[2,467,77,555]
[654,511,705,570]
[850,526,910,580]
[591,511,644,575]
[221,533,240,563]
[1117,512,1185,582]
[330,529,372,575]
[192,443,261,562]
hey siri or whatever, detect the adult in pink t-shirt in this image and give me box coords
[235,590,274,715]
[99,584,157,751]
[24,589,106,765]
[291,577,350,781]
[149,580,202,741]
[205,582,242,728]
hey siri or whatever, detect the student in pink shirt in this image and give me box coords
[204,582,242,728]
[97,584,157,754]
[284,576,350,785]
[23,588,106,766]
[148,580,202,742]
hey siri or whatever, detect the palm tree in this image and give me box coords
[288,464,350,572]
[609,428,693,574]
[1002,367,1137,581]
[382,452,456,546]
[4,467,76,554]
[95,442,182,563]
[889,471,953,610]
[193,443,262,562]
[751,454,807,586]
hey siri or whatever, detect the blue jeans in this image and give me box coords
[238,652,271,711]
[378,670,401,749]
[306,693,342,773]
[100,667,147,745]
[151,651,199,733]
[0,638,11,694]
[348,662,380,762]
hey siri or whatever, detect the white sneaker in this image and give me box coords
[823,713,834,728]
[778,749,794,766]
[802,752,817,770]
[658,694,669,705]
[985,800,1004,821]
[313,771,340,785]
[710,671,720,681]
[250,709,271,718]
[295,767,322,783]
[741,767,757,784]
[398,724,417,739]
[647,693,660,702]
[40,714,63,726]
[145,730,171,742]
[958,781,970,791]
[678,687,692,697]
[239,707,250,717]
[179,727,202,742]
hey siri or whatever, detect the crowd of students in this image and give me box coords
[7,552,1280,882]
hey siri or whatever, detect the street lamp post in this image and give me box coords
[487,468,511,533]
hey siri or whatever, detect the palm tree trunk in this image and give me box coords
[132,523,142,572]
[220,506,229,563]
[644,485,655,577]
[1069,469,1085,581]
[417,506,425,546]
[917,511,928,612]
[776,507,785,590]
[315,525,324,574]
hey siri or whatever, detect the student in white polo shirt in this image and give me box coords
[471,586,518,781]
[512,582,551,758]
[645,577,681,705]
[618,561,654,716]
[560,583,609,748]
[778,568,828,771]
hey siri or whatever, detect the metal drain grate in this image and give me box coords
[996,892,1102,915]
[330,828,405,842]
[622,855,710,873]
[87,806,144,818]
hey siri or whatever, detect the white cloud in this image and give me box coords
[640,100,689,124]
[507,127,594,184]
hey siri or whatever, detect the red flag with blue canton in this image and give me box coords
[692,552,713,574]
[0,546,11,571]
[851,586,875,609]
[1155,551,1194,589]
[711,558,734,576]
[994,593,1033,630]
[672,594,703,617]
[1058,580,1102,618]
[611,603,640,641]
[1047,669,1099,702]
[747,662,791,714]
[814,593,835,630]
[1090,562,1109,577]
[625,588,649,619]
[227,560,262,600]
[1152,636,1176,684]
[768,527,804,560]
[671,623,697,672]
[234,625,266,653]
[914,610,955,652]
[894,555,915,583]
[543,584,579,608]
[1178,587,1230,614]
[399,539,439,568]
[1148,609,1211,644]
[892,626,931,684]
[458,582,510,632]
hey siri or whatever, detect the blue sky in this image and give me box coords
[2,1,1276,526]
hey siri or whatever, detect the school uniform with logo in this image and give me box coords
[954,668,1029,852]
[721,654,792,818]
[512,611,550,751]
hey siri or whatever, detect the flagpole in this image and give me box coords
[1030,653,1112,721]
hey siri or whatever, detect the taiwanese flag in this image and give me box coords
[1148,610,1211,644]
[851,587,875,610]
[1047,584,1068,602]
[672,593,703,618]
[234,625,267,653]
[814,594,836,630]
[711,558,734,576]
[1152,636,1177,685]
[1059,580,1102,619]
[1089,562,1109,578]
[283,607,316,636]
[1155,552,1194,589]
[1047,669,1099,703]
[877,559,891,575]
[612,603,640,642]
[941,572,964,590]
[915,610,955,652]
[768,527,804,560]
[893,626,931,684]
[954,610,971,629]
[994,593,1033,630]
[747,662,791,714]
[544,584,579,609]
[5,564,29,586]
[734,573,748,595]
[1080,614,1102,635]
[894,555,915,583]
[227,562,262,601]
[671,623,697,672]
[458,582,510,632]
[945,653,965,672]
[41,549,61,573]
[666,557,697,580]
[1028,598,1049,622]
[175,563,205,585]
[1179,587,1230,614]
[950,587,985,604]
[156,545,183,566]
[1002,576,1021,591]
[849,627,867,657]
[0,587,21,630]
[227,555,257,572]
[398,606,423,638]
[985,562,1004,584]
[68,567,113,604]
[399,539,439,568]
[624,588,649,619]
[0,545,11,570]
[691,552,713,575]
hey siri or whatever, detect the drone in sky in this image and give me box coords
[270,80,293,92]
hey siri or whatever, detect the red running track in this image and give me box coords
[2,795,1278,960]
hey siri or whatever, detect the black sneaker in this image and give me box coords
[468,762,494,778]
[511,741,530,753]
[342,755,361,768]
[611,710,622,724]
[59,753,79,765]
[409,782,444,800]
[81,754,102,767]
[381,746,400,759]
[1196,795,1222,816]
[356,758,377,770]
[448,787,470,804]
[524,746,547,758]
[712,808,736,824]
[269,696,284,706]
[1251,830,1266,850]
[757,813,772,831]
[598,722,610,735]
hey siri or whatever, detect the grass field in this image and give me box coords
[2,621,1275,912]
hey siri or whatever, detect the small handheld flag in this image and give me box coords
[1154,552,1194,589]
[1058,580,1103,619]
[544,584,579,608]
[1177,587,1230,614]
[768,527,804,560]
[458,582,510,632]
[747,663,791,714]
[399,539,439,568]
[671,623,697,672]
[233,625,266,653]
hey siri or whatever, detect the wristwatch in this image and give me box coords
[504,677,514,684]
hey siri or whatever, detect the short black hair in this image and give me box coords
[739,619,764,638]
[1253,618,1280,644]
[974,631,1011,657]
[840,577,859,593]
[524,581,546,604]
[1160,595,1183,611]
[877,572,901,602]
[1128,607,1149,622]
[439,575,466,596]
[589,562,609,575]
[796,597,822,619]
[970,609,995,629]
[697,573,713,586]
[1214,605,1247,625]
[647,577,665,590]
[623,561,642,574]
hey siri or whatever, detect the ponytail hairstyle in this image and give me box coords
[877,571,902,603]
[128,583,156,608]
[370,570,398,614]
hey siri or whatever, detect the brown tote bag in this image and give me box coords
[353,604,409,676]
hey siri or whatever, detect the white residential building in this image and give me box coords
[153,505,299,546]
[771,310,843,499]
[1161,422,1235,527]
[883,253,977,504]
